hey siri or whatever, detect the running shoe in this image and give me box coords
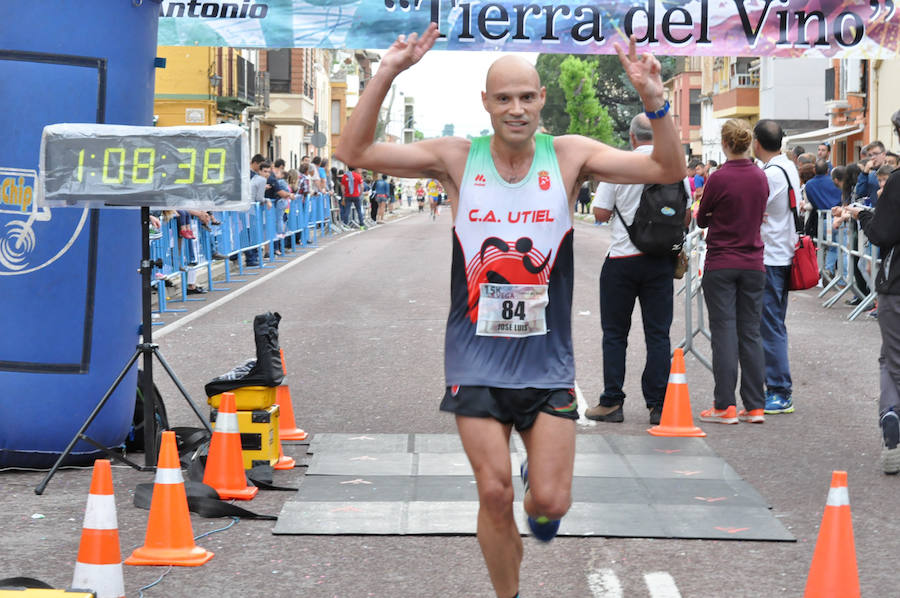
[764,393,794,414]
[699,405,738,424]
[738,409,765,423]
[881,410,900,475]
[519,458,560,542]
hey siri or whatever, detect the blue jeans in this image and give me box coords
[598,254,675,409]
[343,196,364,226]
[761,265,792,395]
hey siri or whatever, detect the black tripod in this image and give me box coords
[35,206,212,494]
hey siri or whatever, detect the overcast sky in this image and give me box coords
[375,50,539,139]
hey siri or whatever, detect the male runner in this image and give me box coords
[335,24,683,598]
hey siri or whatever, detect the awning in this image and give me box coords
[784,124,864,146]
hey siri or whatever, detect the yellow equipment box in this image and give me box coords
[210,404,280,469]
[207,386,277,410]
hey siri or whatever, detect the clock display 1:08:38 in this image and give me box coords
[75,146,229,185]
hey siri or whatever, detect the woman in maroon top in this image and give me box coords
[696,119,770,424]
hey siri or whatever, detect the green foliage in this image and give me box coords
[536,53,678,147]
[558,56,615,145]
[414,130,424,141]
[535,54,569,136]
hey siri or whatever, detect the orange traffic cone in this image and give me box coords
[275,442,296,470]
[277,348,308,442]
[648,349,706,437]
[803,471,860,598]
[72,459,124,598]
[203,392,259,500]
[125,431,214,567]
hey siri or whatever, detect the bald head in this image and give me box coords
[485,55,541,94]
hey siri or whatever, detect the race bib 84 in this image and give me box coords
[476,283,549,337]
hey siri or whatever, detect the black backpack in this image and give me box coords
[614,181,688,256]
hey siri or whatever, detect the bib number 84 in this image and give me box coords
[501,300,526,320]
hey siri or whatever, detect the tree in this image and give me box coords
[558,56,615,145]
[536,53,677,146]
[535,54,569,135]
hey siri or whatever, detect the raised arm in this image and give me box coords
[562,36,685,187]
[335,24,456,180]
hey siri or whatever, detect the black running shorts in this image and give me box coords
[439,385,578,431]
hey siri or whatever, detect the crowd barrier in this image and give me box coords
[149,193,340,315]
[814,209,881,321]
[675,208,880,372]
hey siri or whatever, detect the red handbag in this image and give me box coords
[767,164,820,291]
[790,234,819,290]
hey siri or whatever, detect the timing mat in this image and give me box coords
[273,433,794,541]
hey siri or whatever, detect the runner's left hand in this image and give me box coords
[614,35,665,111]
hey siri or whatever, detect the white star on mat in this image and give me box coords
[350,456,377,461]
[340,479,373,485]
[349,436,375,440]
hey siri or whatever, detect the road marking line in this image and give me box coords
[644,572,682,598]
[587,568,622,598]
[575,381,596,427]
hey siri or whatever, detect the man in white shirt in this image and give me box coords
[586,114,691,425]
[753,119,800,415]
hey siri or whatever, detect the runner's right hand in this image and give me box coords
[378,23,441,77]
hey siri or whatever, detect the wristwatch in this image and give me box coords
[645,100,670,120]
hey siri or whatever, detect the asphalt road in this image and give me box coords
[1,205,891,597]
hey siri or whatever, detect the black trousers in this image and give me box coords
[702,268,766,411]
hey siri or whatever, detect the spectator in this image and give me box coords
[845,108,900,474]
[585,113,690,426]
[798,162,817,237]
[833,163,871,303]
[754,119,801,416]
[886,152,899,168]
[372,173,391,224]
[307,155,322,193]
[816,142,834,173]
[805,159,843,278]
[415,181,426,212]
[706,159,719,176]
[696,119,769,424]
[314,156,327,193]
[576,180,592,214]
[790,145,805,165]
[340,166,366,229]
[857,141,886,205]
[688,158,703,197]
[267,158,292,256]
[246,160,271,267]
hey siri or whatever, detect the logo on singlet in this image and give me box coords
[538,170,551,191]
[474,174,487,187]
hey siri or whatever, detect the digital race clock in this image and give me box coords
[39,123,250,209]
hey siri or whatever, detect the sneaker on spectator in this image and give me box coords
[738,409,765,423]
[881,411,900,475]
[699,405,738,424]
[519,458,560,542]
[211,252,227,261]
[649,406,663,426]
[764,393,794,414]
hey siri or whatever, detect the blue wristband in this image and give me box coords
[644,100,670,120]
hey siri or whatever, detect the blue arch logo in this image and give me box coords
[0,167,88,276]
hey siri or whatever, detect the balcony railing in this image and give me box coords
[731,73,759,88]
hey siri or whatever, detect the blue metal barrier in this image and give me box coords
[148,196,335,315]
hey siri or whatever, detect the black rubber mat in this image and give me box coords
[273,433,795,541]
